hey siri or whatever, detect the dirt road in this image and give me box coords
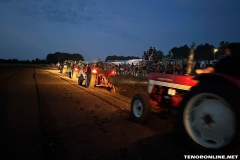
[0,65,214,160]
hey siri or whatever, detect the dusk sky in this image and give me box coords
[0,0,240,61]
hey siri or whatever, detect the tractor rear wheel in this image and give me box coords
[131,93,151,123]
[177,82,239,153]
[85,72,96,88]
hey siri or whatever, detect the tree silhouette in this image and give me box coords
[169,44,190,59]
[46,52,84,64]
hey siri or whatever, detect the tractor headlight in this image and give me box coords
[92,69,97,74]
[168,88,176,96]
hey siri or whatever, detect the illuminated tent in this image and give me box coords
[126,59,142,65]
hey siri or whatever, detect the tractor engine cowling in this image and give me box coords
[147,73,197,109]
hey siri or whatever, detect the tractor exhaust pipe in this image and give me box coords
[186,44,195,75]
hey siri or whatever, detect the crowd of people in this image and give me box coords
[58,58,216,77]
[104,59,215,77]
[58,43,240,78]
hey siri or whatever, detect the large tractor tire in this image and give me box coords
[72,71,77,79]
[62,66,67,74]
[85,72,96,88]
[131,93,151,123]
[177,81,239,153]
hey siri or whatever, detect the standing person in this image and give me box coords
[148,46,153,60]
[151,61,157,72]
[217,46,231,60]
[95,59,104,70]
[182,61,187,75]
[134,64,138,76]
[86,65,91,84]
[165,61,171,74]
[120,65,124,74]
[142,62,147,76]
[130,63,134,76]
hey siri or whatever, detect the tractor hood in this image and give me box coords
[147,73,197,87]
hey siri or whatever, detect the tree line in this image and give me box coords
[46,52,84,64]
[1,41,239,64]
[105,41,240,62]
[45,41,237,64]
[169,41,240,60]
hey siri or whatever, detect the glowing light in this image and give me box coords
[112,71,116,75]
[92,69,97,73]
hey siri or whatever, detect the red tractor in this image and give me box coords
[78,65,117,91]
[131,72,239,152]
[69,64,80,78]
[131,47,240,152]
[69,61,86,79]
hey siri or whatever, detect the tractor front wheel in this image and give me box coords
[131,93,151,123]
[78,74,84,85]
[177,82,239,153]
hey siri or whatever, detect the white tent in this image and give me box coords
[126,59,142,65]
[110,61,126,65]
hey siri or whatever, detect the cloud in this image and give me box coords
[21,0,95,24]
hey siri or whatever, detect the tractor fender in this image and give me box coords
[194,73,240,90]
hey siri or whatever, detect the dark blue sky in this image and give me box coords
[0,0,240,61]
